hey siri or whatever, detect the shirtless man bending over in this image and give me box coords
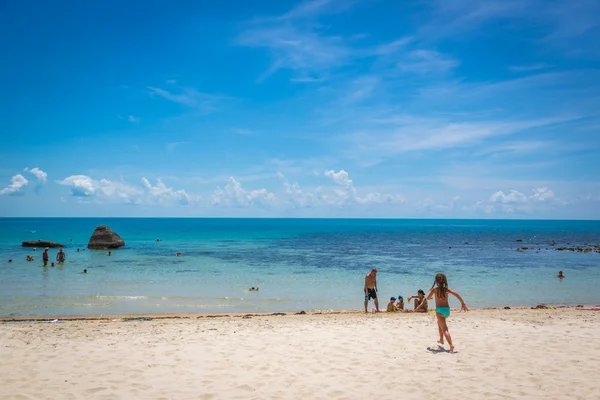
[364,268,380,313]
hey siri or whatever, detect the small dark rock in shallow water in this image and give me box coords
[516,239,523,242]
[576,305,584,308]
[22,240,65,248]
[88,225,125,249]
[296,310,307,315]
[504,306,511,309]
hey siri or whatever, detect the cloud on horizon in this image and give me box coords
[0,174,29,196]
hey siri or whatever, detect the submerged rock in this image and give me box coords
[22,240,65,248]
[87,225,125,249]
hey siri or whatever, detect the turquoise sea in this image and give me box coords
[0,218,599,316]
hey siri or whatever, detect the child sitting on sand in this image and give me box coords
[396,296,404,311]
[426,273,468,352]
[387,297,397,312]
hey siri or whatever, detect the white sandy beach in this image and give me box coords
[2,308,600,400]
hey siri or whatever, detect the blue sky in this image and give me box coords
[1,0,599,218]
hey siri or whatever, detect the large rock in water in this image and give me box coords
[87,225,125,249]
[22,240,65,248]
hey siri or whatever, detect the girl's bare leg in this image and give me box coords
[436,313,454,352]
[436,316,444,344]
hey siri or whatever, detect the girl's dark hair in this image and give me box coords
[432,273,448,298]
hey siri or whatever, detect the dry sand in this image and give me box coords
[2,308,600,400]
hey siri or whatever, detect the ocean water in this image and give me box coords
[0,218,599,316]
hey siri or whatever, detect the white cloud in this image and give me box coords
[353,191,405,205]
[529,187,558,202]
[376,37,413,55]
[420,0,599,43]
[0,174,28,196]
[277,172,318,208]
[147,86,226,114]
[127,115,139,122]
[324,169,352,187]
[24,167,47,184]
[141,178,190,206]
[483,187,563,213]
[397,50,459,73]
[277,0,351,21]
[508,63,551,72]
[212,177,277,207]
[58,175,98,197]
[97,179,144,203]
[290,76,326,83]
[285,181,317,208]
[236,0,360,81]
[57,175,191,206]
[340,115,577,160]
[237,25,351,81]
[58,175,142,203]
[490,189,529,204]
[321,170,404,206]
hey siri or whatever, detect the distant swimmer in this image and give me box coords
[107,251,112,256]
[56,248,66,263]
[156,238,162,242]
[77,248,80,252]
[83,269,87,273]
[249,287,260,292]
[176,252,182,257]
[8,259,12,263]
[26,255,34,262]
[51,262,55,267]
[43,247,49,266]
[557,270,565,279]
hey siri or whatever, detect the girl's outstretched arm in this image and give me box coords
[426,288,435,300]
[448,288,469,311]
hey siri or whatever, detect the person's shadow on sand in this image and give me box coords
[426,345,455,354]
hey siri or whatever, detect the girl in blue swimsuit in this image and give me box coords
[426,273,468,353]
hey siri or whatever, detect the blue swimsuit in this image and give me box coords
[436,306,450,318]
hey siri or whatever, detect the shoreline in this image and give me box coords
[3,303,599,322]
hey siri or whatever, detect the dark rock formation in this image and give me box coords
[532,304,548,309]
[22,240,65,248]
[87,225,125,249]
